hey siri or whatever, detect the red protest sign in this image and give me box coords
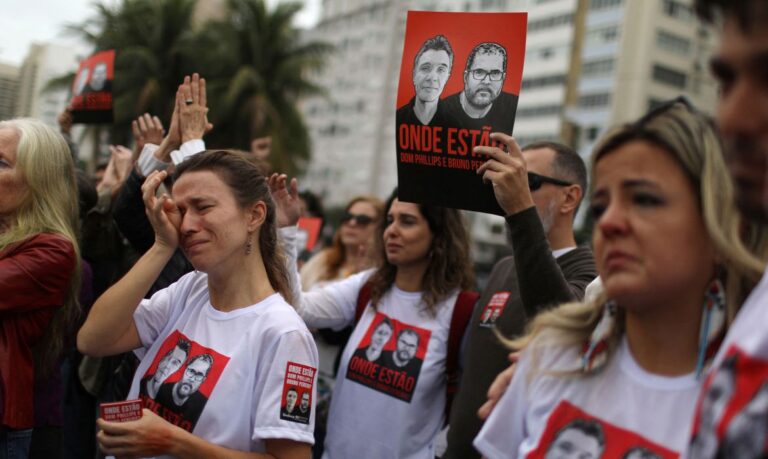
[69,50,115,124]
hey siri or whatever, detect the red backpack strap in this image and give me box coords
[355,282,374,324]
[445,290,480,419]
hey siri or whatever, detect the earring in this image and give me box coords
[581,300,617,373]
[695,278,726,379]
[245,233,253,255]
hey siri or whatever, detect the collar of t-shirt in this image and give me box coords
[552,246,576,259]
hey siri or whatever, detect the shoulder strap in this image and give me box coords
[445,290,480,418]
[354,281,374,324]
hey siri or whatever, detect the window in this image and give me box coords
[529,14,574,32]
[590,0,622,10]
[579,93,611,108]
[581,58,614,76]
[585,26,619,46]
[516,105,562,117]
[657,30,691,56]
[521,74,566,90]
[652,64,687,89]
[661,0,693,22]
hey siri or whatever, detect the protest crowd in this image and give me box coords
[3,0,768,458]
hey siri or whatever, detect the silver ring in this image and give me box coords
[185,99,194,105]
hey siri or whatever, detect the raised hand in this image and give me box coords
[475,133,534,216]
[141,170,182,250]
[268,173,301,227]
[132,113,165,153]
[179,73,211,143]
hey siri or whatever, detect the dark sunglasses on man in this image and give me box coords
[527,172,572,192]
[341,213,375,226]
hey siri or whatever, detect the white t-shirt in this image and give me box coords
[685,270,768,459]
[128,271,318,458]
[475,336,700,459]
[294,268,458,459]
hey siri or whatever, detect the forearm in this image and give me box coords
[78,243,174,355]
[170,426,309,459]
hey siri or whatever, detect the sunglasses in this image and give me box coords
[527,172,572,191]
[341,212,375,226]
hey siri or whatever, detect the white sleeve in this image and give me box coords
[170,139,206,164]
[279,226,371,329]
[252,329,319,444]
[133,275,190,349]
[473,350,532,459]
[137,143,168,176]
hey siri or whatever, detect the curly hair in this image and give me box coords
[367,189,475,316]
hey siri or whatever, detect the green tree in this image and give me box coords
[197,0,332,176]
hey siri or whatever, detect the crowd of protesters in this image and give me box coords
[2,0,768,458]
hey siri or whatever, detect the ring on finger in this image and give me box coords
[185,99,194,105]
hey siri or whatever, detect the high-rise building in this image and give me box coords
[0,62,19,121]
[14,42,80,127]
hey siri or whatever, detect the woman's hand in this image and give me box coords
[97,409,178,458]
[142,170,182,250]
[268,173,301,227]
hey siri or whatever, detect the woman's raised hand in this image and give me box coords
[141,170,182,250]
[268,173,301,227]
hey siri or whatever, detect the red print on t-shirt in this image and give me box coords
[346,312,432,402]
[280,362,316,425]
[478,291,510,328]
[689,345,768,458]
[526,400,676,459]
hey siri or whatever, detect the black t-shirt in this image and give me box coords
[439,91,519,134]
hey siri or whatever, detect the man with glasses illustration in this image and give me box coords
[157,353,214,429]
[442,42,518,132]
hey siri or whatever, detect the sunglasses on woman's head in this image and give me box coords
[527,172,572,191]
[341,213,374,226]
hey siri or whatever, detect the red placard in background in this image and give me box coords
[69,49,115,124]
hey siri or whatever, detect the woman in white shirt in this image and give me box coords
[271,180,476,459]
[474,99,768,459]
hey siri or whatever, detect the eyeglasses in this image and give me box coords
[341,212,375,226]
[527,172,572,191]
[184,367,206,382]
[468,69,505,81]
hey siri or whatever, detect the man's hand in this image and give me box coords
[179,73,212,143]
[477,351,519,420]
[132,113,165,157]
[475,133,535,216]
[97,409,177,458]
[268,173,301,227]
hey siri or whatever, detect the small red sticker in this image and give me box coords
[280,362,316,424]
[100,399,143,422]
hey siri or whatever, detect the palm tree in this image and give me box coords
[198,0,332,176]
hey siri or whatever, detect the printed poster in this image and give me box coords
[395,11,527,215]
[346,312,431,402]
[69,49,115,124]
[138,331,230,432]
[280,362,316,424]
[478,291,511,329]
[528,401,677,458]
[689,346,768,458]
[297,217,323,252]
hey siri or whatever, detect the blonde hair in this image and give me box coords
[321,195,384,281]
[0,118,82,371]
[510,100,768,371]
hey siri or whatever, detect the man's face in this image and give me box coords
[176,359,209,398]
[90,63,108,91]
[545,428,602,459]
[463,52,505,109]
[523,148,562,234]
[154,347,187,384]
[395,332,419,363]
[713,17,768,221]
[285,389,298,411]
[300,392,310,411]
[413,49,451,103]
[370,322,393,351]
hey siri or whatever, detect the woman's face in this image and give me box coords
[0,128,27,222]
[591,141,716,309]
[172,170,260,273]
[339,201,378,248]
[383,199,433,268]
